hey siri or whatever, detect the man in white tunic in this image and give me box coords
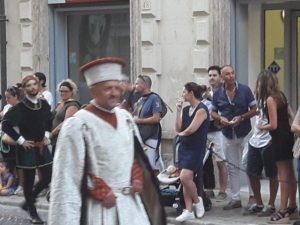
[48,58,165,225]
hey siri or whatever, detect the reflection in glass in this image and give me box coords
[264,10,285,90]
[67,11,130,104]
[297,18,300,106]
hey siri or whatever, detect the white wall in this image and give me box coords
[140,0,216,139]
[5,0,50,88]
[5,0,22,86]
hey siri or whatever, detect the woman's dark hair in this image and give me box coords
[184,82,207,99]
[6,84,24,100]
[59,81,73,91]
[255,70,284,115]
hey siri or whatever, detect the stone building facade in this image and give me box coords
[1,0,300,164]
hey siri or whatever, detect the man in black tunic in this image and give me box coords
[2,75,53,224]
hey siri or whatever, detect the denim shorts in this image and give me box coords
[246,143,277,178]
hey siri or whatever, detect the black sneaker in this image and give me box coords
[243,204,264,216]
[28,206,44,224]
[223,200,242,210]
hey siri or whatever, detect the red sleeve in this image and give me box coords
[131,159,143,183]
[88,173,112,201]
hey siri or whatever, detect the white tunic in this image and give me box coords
[48,107,150,225]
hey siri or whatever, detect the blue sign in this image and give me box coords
[268,61,281,74]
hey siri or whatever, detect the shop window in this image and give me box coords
[264,10,285,90]
[67,11,130,104]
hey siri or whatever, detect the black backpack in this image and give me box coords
[142,92,171,119]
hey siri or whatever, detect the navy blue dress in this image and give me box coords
[178,103,210,171]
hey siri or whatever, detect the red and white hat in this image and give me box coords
[80,57,126,86]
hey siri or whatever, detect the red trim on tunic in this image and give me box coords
[131,159,143,183]
[84,104,117,129]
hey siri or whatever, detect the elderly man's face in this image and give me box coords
[221,66,236,86]
[90,80,122,110]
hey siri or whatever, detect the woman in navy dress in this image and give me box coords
[175,82,210,222]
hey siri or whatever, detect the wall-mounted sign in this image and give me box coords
[268,61,281,74]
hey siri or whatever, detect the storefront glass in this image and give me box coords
[67,11,130,104]
[264,10,285,90]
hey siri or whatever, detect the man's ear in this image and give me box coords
[89,85,96,98]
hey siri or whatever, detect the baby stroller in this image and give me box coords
[157,135,214,214]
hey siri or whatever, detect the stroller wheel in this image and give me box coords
[175,204,184,215]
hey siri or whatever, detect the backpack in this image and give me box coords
[144,92,171,119]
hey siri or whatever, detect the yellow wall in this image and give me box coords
[298,18,300,105]
[265,10,285,90]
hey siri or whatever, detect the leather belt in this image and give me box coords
[112,186,132,195]
[33,141,45,155]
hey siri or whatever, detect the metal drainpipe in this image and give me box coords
[0,0,7,107]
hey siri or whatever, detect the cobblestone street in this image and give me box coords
[0,205,48,225]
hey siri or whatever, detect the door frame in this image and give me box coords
[291,11,300,109]
[262,2,300,109]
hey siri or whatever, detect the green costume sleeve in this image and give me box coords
[2,105,22,141]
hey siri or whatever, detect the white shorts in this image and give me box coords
[208,131,225,162]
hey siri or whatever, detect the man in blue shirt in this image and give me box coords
[134,75,164,173]
[211,65,256,210]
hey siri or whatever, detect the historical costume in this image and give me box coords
[49,58,165,225]
[2,75,53,224]
[2,97,53,169]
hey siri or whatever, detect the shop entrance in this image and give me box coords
[264,6,300,109]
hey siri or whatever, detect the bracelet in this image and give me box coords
[241,115,245,121]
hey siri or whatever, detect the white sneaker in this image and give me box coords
[175,209,195,222]
[194,196,205,218]
[14,186,24,196]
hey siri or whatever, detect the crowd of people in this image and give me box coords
[0,59,299,225]
[174,65,300,225]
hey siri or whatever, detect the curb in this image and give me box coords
[0,195,49,211]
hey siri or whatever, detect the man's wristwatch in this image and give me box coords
[240,115,245,121]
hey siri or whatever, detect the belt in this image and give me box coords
[112,186,132,195]
[33,141,45,155]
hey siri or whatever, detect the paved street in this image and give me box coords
[0,205,48,225]
[0,181,297,225]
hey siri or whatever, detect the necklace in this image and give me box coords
[90,100,115,114]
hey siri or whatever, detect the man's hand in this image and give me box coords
[220,116,231,127]
[102,191,117,208]
[131,180,143,194]
[43,137,51,145]
[21,140,35,150]
[133,116,141,124]
[230,116,242,127]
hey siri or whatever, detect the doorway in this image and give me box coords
[263,5,300,110]
[50,4,130,104]
[291,11,300,108]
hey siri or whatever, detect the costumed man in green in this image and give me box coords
[2,75,53,224]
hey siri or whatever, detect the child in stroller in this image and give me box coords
[157,136,214,215]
